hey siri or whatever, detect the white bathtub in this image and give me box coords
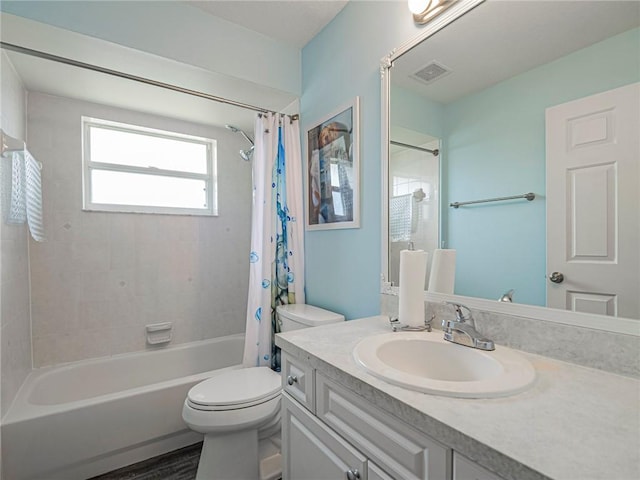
[1,334,244,480]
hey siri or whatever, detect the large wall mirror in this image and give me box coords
[381,0,639,332]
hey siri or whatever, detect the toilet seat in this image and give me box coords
[187,367,281,412]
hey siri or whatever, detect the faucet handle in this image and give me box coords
[444,302,472,322]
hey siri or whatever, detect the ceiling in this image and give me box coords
[392,1,640,104]
[1,1,348,132]
[188,0,349,48]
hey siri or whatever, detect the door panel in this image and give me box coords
[546,83,639,318]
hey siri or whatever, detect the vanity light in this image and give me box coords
[408,0,458,25]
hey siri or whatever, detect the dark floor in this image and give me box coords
[89,443,202,480]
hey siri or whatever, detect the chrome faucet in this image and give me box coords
[441,302,495,351]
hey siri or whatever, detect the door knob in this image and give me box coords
[286,375,298,386]
[549,272,564,284]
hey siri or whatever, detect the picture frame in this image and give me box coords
[305,96,360,230]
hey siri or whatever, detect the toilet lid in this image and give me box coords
[187,367,281,408]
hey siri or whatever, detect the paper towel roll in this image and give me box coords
[428,249,456,294]
[398,249,428,328]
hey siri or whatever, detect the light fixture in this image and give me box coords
[408,0,458,25]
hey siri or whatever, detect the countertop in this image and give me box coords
[275,316,640,480]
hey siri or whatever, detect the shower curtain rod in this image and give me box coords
[0,41,299,120]
[390,140,439,156]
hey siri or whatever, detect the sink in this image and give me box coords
[353,332,535,398]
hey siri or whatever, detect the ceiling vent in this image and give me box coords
[411,61,452,85]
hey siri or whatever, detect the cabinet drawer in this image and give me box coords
[282,393,366,480]
[282,352,315,412]
[316,373,451,480]
[453,453,504,480]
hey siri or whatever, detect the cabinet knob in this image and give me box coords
[346,468,361,480]
[287,375,298,386]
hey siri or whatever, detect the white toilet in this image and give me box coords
[182,304,344,480]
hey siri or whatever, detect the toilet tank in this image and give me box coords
[276,304,344,332]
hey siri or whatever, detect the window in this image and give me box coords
[82,117,217,215]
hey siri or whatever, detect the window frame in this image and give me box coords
[82,117,217,216]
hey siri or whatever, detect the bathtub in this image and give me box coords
[1,334,244,480]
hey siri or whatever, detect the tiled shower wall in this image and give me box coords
[1,52,31,418]
[27,92,252,367]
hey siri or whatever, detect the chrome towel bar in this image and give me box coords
[450,192,535,208]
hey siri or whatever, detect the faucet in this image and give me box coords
[441,302,495,351]
[498,289,514,302]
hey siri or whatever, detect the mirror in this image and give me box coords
[383,0,640,323]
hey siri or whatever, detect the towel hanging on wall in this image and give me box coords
[4,149,44,241]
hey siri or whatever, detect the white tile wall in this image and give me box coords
[1,51,31,419]
[27,92,252,367]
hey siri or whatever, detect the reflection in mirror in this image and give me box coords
[386,0,640,320]
[388,129,440,287]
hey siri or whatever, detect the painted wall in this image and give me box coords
[443,27,640,306]
[391,85,444,138]
[0,52,31,418]
[27,92,251,367]
[302,4,639,317]
[301,1,420,319]
[0,0,300,96]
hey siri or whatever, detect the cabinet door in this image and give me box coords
[369,462,394,480]
[453,453,504,480]
[316,373,451,480]
[283,393,367,480]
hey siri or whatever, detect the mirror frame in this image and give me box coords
[380,0,639,337]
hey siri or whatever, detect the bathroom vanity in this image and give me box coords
[276,316,640,480]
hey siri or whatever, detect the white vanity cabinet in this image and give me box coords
[281,352,452,480]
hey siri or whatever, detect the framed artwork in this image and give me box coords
[305,97,360,230]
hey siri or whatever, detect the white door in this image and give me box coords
[546,83,639,318]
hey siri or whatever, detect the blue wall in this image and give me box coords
[303,3,639,316]
[443,27,640,306]
[391,85,445,138]
[301,2,421,319]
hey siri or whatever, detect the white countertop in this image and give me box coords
[275,316,640,480]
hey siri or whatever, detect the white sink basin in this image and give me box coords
[353,332,535,398]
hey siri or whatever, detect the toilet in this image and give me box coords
[182,304,344,480]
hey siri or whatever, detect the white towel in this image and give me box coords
[8,150,27,224]
[389,194,412,242]
[5,150,45,241]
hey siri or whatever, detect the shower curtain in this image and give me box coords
[243,113,305,370]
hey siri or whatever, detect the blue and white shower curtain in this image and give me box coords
[243,113,305,370]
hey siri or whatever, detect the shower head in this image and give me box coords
[225,124,254,146]
[225,124,255,161]
[240,146,254,162]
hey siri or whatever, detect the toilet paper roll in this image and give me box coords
[398,249,428,328]
[428,249,456,294]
